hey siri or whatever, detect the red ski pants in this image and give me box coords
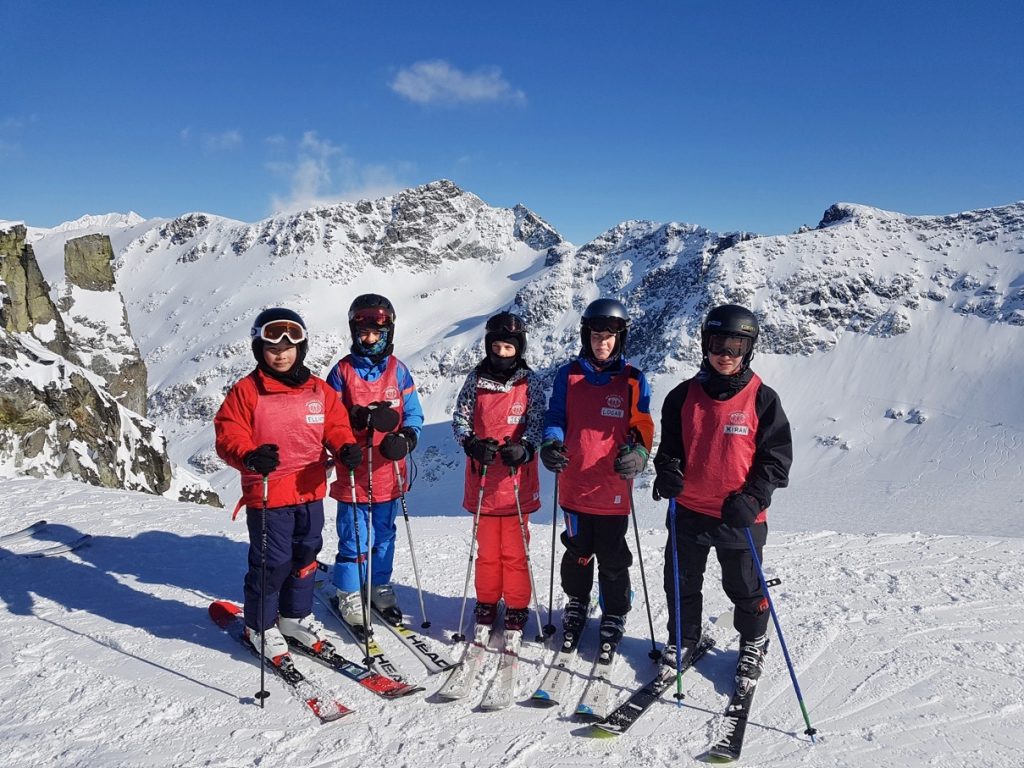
[475,514,531,610]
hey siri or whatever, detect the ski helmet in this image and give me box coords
[580,297,629,363]
[348,294,396,362]
[701,304,759,366]
[250,307,308,365]
[484,311,527,372]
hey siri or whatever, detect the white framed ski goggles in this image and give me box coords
[253,320,306,344]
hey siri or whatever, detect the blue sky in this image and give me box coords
[1,0,1021,244]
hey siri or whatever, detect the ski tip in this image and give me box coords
[702,752,739,764]
[589,724,620,739]
[209,600,242,628]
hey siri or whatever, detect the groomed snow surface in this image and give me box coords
[1,475,1020,768]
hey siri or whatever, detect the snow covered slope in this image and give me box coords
[0,476,1020,768]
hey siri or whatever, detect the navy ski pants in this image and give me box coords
[243,500,324,631]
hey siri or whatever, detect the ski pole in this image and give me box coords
[350,469,372,666]
[365,428,375,625]
[668,499,685,704]
[255,474,270,708]
[393,460,430,628]
[454,464,487,642]
[544,475,558,636]
[627,478,661,661]
[509,465,546,643]
[743,527,818,742]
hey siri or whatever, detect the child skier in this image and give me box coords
[653,304,792,689]
[215,307,362,663]
[325,294,424,633]
[452,311,546,633]
[540,298,655,648]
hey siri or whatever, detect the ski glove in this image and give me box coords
[540,439,569,473]
[349,401,400,433]
[721,492,761,528]
[243,444,279,475]
[614,444,648,480]
[380,428,417,461]
[499,439,531,468]
[465,436,499,466]
[652,457,684,500]
[336,442,363,471]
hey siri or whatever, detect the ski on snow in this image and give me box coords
[701,680,758,764]
[313,562,455,680]
[312,570,413,683]
[701,637,771,763]
[0,520,48,544]
[208,601,352,724]
[479,629,523,710]
[370,605,456,676]
[589,636,715,737]
[573,633,621,721]
[283,634,423,699]
[437,623,494,701]
[528,601,597,707]
[0,520,91,559]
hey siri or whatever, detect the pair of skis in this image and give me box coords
[586,633,766,764]
[209,599,424,724]
[0,519,92,558]
[312,562,455,684]
[436,621,523,710]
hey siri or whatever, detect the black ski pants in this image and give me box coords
[664,513,769,645]
[560,509,632,616]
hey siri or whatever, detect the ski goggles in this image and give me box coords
[350,307,394,328]
[707,335,752,358]
[254,319,306,345]
[585,316,627,334]
[485,314,526,333]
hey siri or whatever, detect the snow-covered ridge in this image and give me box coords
[10,186,1024,539]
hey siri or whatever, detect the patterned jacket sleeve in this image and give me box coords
[452,371,477,446]
[523,371,546,452]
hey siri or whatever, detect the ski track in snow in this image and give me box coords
[0,476,1022,768]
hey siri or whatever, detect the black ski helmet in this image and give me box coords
[701,304,759,365]
[580,297,629,363]
[250,307,308,365]
[348,293,396,361]
[485,311,527,355]
[484,311,527,373]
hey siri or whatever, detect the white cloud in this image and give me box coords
[202,130,242,153]
[390,59,526,105]
[268,131,409,214]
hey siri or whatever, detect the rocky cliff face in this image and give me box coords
[0,225,71,355]
[0,223,219,505]
[57,233,148,414]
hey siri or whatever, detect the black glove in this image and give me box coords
[499,439,530,468]
[366,401,400,432]
[349,405,371,430]
[613,444,648,480]
[243,444,279,475]
[336,442,363,471]
[540,440,569,473]
[721,492,761,528]
[465,436,499,465]
[652,456,684,500]
[380,428,417,461]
